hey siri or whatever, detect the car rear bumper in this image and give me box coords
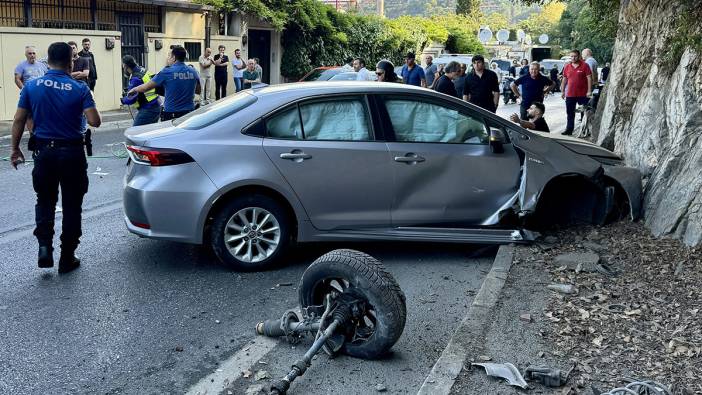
[123,161,217,244]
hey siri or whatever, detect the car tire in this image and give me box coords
[210,194,292,271]
[298,249,407,359]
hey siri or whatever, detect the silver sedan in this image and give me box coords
[123,82,641,271]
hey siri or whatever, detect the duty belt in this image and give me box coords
[34,138,84,148]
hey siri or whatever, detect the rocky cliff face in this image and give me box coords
[593,0,702,245]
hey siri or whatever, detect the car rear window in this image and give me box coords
[173,92,258,130]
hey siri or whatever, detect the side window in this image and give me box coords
[266,106,303,139]
[383,99,489,144]
[299,99,371,141]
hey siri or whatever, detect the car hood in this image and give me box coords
[124,121,181,145]
[531,131,621,159]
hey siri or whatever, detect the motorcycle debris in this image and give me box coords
[471,362,528,389]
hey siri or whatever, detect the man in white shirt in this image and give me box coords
[353,58,372,81]
[582,48,599,88]
[198,48,213,104]
[231,49,245,92]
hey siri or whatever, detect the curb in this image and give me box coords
[417,244,515,395]
[0,118,134,139]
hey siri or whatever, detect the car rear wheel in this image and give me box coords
[210,194,291,271]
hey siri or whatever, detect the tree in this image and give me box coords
[517,1,566,36]
[481,12,510,31]
[456,0,481,17]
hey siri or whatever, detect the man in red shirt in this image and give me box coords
[561,49,592,135]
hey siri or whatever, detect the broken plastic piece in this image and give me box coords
[471,362,528,389]
[525,365,573,387]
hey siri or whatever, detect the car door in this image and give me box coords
[262,96,394,230]
[378,95,521,226]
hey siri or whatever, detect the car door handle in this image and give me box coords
[280,152,311,160]
[394,155,425,163]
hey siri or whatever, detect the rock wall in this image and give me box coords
[593,0,702,245]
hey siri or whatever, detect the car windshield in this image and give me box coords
[329,72,359,81]
[173,92,258,130]
[302,68,342,81]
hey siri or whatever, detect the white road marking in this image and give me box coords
[185,337,279,395]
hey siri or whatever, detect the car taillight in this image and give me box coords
[126,145,194,166]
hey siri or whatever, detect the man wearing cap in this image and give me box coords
[401,52,426,87]
[121,55,161,126]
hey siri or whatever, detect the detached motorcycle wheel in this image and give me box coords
[298,249,406,360]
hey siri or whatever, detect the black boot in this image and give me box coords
[38,246,54,268]
[58,252,81,274]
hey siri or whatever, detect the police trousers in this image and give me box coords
[32,144,88,253]
[134,105,161,126]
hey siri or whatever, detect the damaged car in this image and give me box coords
[123,82,642,271]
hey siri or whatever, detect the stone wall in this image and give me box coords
[593,0,702,245]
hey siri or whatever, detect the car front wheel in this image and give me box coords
[210,194,291,271]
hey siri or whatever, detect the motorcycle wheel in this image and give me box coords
[298,249,406,359]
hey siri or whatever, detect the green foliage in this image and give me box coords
[456,0,481,16]
[663,0,702,69]
[547,0,618,62]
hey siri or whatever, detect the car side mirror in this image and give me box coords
[489,128,506,153]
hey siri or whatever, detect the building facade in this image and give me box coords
[0,0,281,120]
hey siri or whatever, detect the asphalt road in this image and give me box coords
[0,128,496,394]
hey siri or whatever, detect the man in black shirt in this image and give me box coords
[213,45,229,100]
[78,38,97,91]
[463,55,500,112]
[433,61,459,97]
[453,63,467,97]
[510,102,550,133]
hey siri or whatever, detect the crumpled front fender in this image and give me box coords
[602,165,643,220]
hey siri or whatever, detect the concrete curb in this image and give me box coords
[0,119,134,139]
[417,244,515,395]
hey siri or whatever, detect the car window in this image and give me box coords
[266,106,303,139]
[174,92,257,130]
[329,72,358,81]
[299,99,371,141]
[383,99,488,144]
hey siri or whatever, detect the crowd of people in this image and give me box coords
[369,47,607,135]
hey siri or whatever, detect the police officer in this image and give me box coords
[9,42,101,273]
[121,55,160,126]
[128,45,200,121]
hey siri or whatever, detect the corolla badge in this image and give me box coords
[528,156,544,165]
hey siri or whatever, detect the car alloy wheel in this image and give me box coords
[223,207,281,263]
[210,193,292,271]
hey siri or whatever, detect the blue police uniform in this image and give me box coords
[151,61,199,121]
[18,69,94,261]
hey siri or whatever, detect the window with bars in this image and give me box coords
[184,42,202,61]
[0,0,162,32]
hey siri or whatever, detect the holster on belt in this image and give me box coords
[27,134,37,152]
[84,129,93,157]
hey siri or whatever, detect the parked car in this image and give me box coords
[123,82,642,271]
[490,58,512,76]
[299,67,345,82]
[540,59,566,74]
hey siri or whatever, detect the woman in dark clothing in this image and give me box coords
[375,60,399,83]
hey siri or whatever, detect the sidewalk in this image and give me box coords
[0,109,134,138]
[449,222,701,394]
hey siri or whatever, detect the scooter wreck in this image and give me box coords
[255,249,407,394]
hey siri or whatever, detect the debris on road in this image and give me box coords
[471,362,528,389]
[276,282,293,287]
[519,313,532,323]
[524,364,574,387]
[375,383,387,392]
[478,355,492,361]
[175,346,184,352]
[554,252,601,273]
[597,379,672,395]
[242,369,252,378]
[546,283,577,295]
[254,370,271,381]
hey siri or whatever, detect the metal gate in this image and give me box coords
[118,12,145,90]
